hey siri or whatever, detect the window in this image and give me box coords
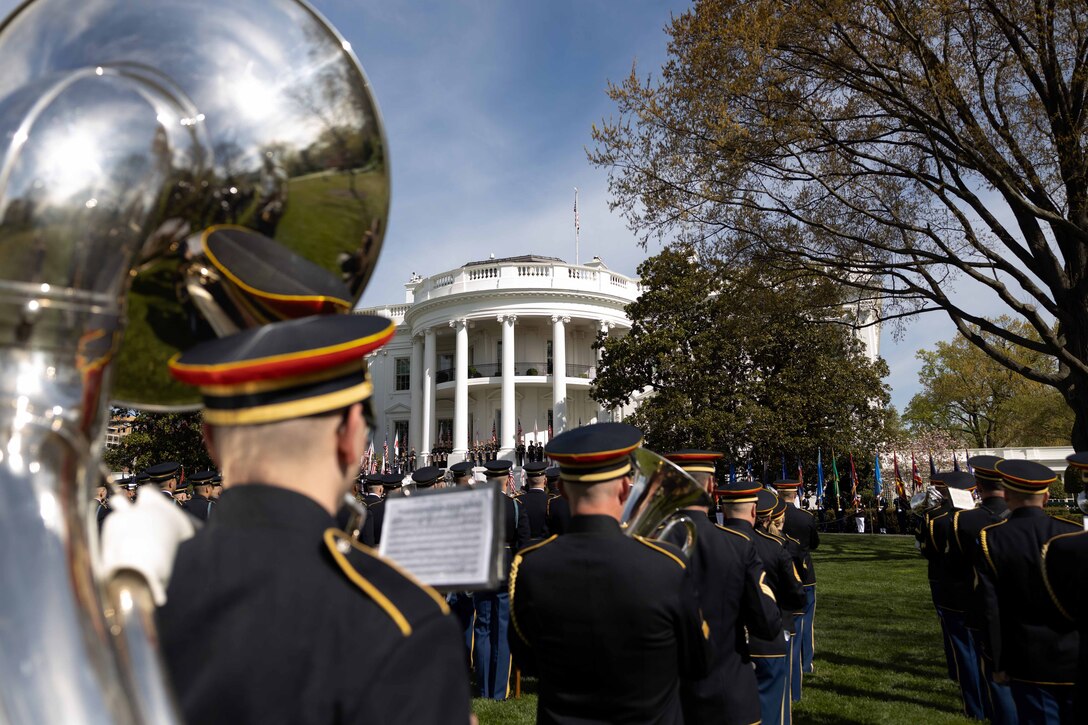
[393,420,409,450]
[395,357,410,391]
[546,340,553,375]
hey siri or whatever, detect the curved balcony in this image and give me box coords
[435,361,595,388]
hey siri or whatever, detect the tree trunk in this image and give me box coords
[1067,377,1088,452]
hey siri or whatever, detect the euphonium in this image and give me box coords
[621,447,713,557]
[0,1,388,721]
[910,485,944,515]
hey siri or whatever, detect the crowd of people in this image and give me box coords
[92,306,1088,725]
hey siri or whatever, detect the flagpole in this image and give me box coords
[574,187,580,265]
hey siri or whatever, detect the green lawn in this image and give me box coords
[475,533,973,725]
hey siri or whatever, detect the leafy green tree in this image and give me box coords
[590,0,1088,449]
[904,318,1074,446]
[593,247,891,467]
[103,409,214,475]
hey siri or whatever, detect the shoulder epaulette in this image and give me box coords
[633,536,686,569]
[799,508,815,518]
[323,528,449,637]
[717,523,750,541]
[784,532,801,546]
[1050,514,1083,529]
[516,534,557,559]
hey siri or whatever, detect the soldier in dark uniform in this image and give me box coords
[772,495,808,703]
[666,450,781,725]
[1041,452,1088,723]
[95,480,111,531]
[516,441,526,467]
[158,313,470,724]
[411,465,441,491]
[210,474,223,500]
[445,459,477,666]
[146,461,182,505]
[894,492,908,533]
[977,459,1080,724]
[543,465,572,535]
[518,461,551,544]
[474,459,529,700]
[186,470,217,522]
[773,477,819,681]
[929,470,986,720]
[724,487,804,725]
[917,471,959,684]
[509,423,713,723]
[947,457,1016,723]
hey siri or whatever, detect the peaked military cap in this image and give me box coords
[544,466,560,481]
[941,470,977,490]
[665,449,722,475]
[189,470,216,485]
[523,461,548,475]
[118,476,137,491]
[364,474,385,486]
[756,488,779,516]
[211,474,223,486]
[145,462,180,482]
[1067,452,1088,470]
[201,225,353,319]
[968,455,1004,484]
[449,461,474,476]
[411,466,442,487]
[545,422,641,483]
[717,477,763,504]
[168,314,394,425]
[995,459,1056,494]
[482,459,513,478]
[136,472,151,485]
[772,496,788,518]
[930,470,946,485]
[772,477,802,490]
[381,473,403,488]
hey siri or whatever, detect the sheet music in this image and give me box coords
[946,488,976,510]
[378,484,500,590]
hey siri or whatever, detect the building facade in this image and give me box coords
[358,255,641,466]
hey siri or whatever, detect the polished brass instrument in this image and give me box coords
[621,447,713,557]
[0,1,388,721]
[910,485,944,515]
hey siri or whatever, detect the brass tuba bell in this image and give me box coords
[0,0,389,721]
[621,447,713,557]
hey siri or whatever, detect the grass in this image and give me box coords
[474,533,974,725]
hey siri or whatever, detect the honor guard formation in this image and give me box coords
[91,302,1088,725]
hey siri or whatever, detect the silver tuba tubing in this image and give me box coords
[0,0,390,721]
[621,447,712,558]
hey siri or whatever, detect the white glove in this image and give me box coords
[98,489,197,605]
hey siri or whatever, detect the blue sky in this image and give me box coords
[0,0,1005,413]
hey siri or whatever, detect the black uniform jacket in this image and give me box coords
[723,520,803,655]
[545,493,572,535]
[503,494,531,578]
[187,494,215,522]
[681,513,780,725]
[1042,529,1088,714]
[519,487,550,542]
[334,499,376,547]
[158,485,469,724]
[367,496,386,544]
[943,497,1007,623]
[919,500,954,605]
[508,515,712,725]
[976,507,1080,684]
[782,504,819,586]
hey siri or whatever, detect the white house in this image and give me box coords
[357,255,641,466]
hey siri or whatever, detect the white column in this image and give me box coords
[452,318,469,458]
[500,314,516,457]
[594,320,613,424]
[409,333,423,458]
[552,315,569,436]
[421,328,436,463]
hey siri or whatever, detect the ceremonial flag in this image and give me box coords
[965,449,973,473]
[393,430,399,461]
[781,454,787,480]
[831,451,841,501]
[797,458,804,487]
[953,452,960,472]
[816,449,825,500]
[893,452,906,500]
[729,461,737,485]
[848,453,859,499]
[517,417,523,444]
[911,452,923,493]
[928,452,937,478]
[383,434,388,473]
[746,459,753,482]
[873,454,883,498]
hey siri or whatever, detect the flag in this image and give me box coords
[574,188,580,235]
[831,451,841,502]
[816,449,825,500]
[797,458,804,488]
[848,453,859,499]
[517,417,523,444]
[781,454,787,481]
[729,461,737,485]
[911,452,923,493]
[393,430,399,460]
[383,434,389,473]
[892,452,906,500]
[874,453,883,498]
[928,452,937,478]
[746,459,753,482]
[491,419,496,444]
[953,452,960,472]
[965,449,973,474]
